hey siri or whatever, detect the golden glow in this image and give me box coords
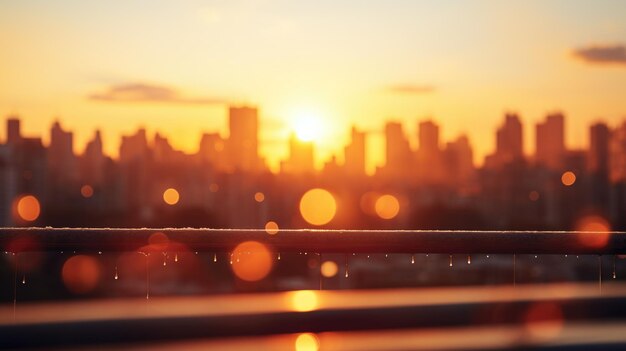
[291,110,326,142]
[575,215,611,249]
[163,188,180,205]
[265,221,279,235]
[299,188,337,226]
[231,241,273,282]
[375,194,400,219]
[561,171,576,186]
[80,185,94,198]
[15,195,41,222]
[320,261,338,278]
[254,192,265,202]
[289,290,319,312]
[62,255,102,294]
[295,333,320,351]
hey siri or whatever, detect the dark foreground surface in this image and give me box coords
[2,283,626,350]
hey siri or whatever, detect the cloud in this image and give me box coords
[386,84,436,94]
[88,83,227,104]
[572,44,626,65]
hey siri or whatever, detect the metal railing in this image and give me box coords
[1,228,625,254]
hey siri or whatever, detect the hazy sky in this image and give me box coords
[1,0,626,172]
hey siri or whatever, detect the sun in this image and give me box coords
[291,111,325,142]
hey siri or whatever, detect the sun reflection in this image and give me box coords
[265,221,279,235]
[561,171,576,186]
[299,188,337,226]
[375,194,400,219]
[163,188,180,205]
[15,195,40,222]
[295,333,320,351]
[289,290,319,312]
[61,255,102,294]
[231,241,273,282]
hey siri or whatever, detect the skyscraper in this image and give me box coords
[48,121,77,182]
[343,126,366,176]
[589,122,610,177]
[536,113,565,170]
[417,120,443,183]
[281,133,314,174]
[227,106,260,172]
[6,117,20,145]
[383,122,411,178]
[495,113,524,166]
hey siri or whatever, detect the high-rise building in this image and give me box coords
[610,122,626,183]
[589,122,610,176]
[281,133,314,174]
[343,126,366,176]
[444,135,474,185]
[227,106,260,172]
[81,130,106,186]
[198,132,225,169]
[48,121,78,181]
[495,113,524,166]
[6,117,21,145]
[417,120,443,183]
[418,120,440,153]
[120,128,149,163]
[536,113,565,170]
[383,122,412,177]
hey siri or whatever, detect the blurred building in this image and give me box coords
[343,126,366,177]
[536,113,565,170]
[227,106,261,172]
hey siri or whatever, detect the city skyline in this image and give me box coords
[1,106,624,175]
[2,1,626,172]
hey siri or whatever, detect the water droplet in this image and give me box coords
[385,254,388,258]
[367,255,370,259]
[345,255,349,278]
[613,255,617,279]
[467,255,471,265]
[195,251,198,255]
[22,275,25,284]
[98,251,102,255]
[163,260,167,266]
[449,255,453,267]
[486,255,490,258]
[114,266,119,280]
[534,255,538,259]
[565,255,568,257]
[411,254,415,264]
[278,253,281,261]
[174,253,178,262]
[213,253,217,262]
[229,253,233,265]
[576,255,579,259]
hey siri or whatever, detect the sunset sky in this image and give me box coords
[1,0,626,172]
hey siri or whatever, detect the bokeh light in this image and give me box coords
[15,195,41,222]
[209,183,219,192]
[61,255,102,294]
[289,290,319,312]
[295,333,320,351]
[320,261,338,277]
[265,221,279,235]
[529,190,540,201]
[80,185,94,198]
[575,215,611,249]
[523,302,564,340]
[254,192,265,202]
[561,171,576,186]
[231,241,273,282]
[299,188,337,226]
[163,188,180,205]
[375,194,400,219]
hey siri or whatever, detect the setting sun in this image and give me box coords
[291,111,326,142]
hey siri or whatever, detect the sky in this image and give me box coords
[1,0,626,173]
